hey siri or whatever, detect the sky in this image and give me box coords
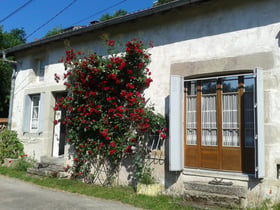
[0,0,155,43]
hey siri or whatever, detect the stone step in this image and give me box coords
[40,156,65,165]
[184,189,242,209]
[27,167,68,178]
[27,156,67,178]
[184,181,247,209]
[184,181,247,197]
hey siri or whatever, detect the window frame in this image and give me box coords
[29,95,40,132]
[169,69,264,178]
[23,93,45,134]
[37,59,46,81]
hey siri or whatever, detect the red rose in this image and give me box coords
[110,149,116,155]
[110,141,116,148]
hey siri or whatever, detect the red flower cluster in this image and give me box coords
[56,38,155,179]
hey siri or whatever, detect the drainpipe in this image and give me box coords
[1,50,17,130]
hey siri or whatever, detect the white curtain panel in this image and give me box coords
[186,96,197,145]
[222,93,239,146]
[202,95,217,146]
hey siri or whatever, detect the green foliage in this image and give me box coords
[0,130,24,163]
[135,154,155,185]
[0,26,26,117]
[0,27,26,50]
[44,26,63,38]
[145,106,168,135]
[15,155,36,172]
[56,38,152,183]
[0,60,12,117]
[100,9,127,21]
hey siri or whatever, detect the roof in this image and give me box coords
[2,0,207,56]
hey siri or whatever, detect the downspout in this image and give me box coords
[1,50,17,130]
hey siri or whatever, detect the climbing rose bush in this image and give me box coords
[55,38,158,181]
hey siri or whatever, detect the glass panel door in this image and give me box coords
[201,80,217,146]
[186,81,197,145]
[222,77,239,147]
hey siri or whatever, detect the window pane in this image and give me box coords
[244,76,254,147]
[202,95,216,129]
[223,130,239,146]
[244,92,254,147]
[187,129,197,145]
[244,76,254,92]
[30,95,40,131]
[201,95,217,146]
[31,119,38,129]
[186,96,197,145]
[33,96,40,106]
[222,94,238,129]
[222,77,238,93]
[202,129,217,146]
[38,60,45,81]
[32,107,39,118]
[222,93,239,147]
[187,81,197,95]
[187,97,196,128]
[202,80,216,94]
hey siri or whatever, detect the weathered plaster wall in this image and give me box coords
[10,0,280,206]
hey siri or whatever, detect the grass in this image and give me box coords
[0,166,192,210]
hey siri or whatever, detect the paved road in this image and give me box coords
[0,175,141,210]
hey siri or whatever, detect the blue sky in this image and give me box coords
[0,0,155,43]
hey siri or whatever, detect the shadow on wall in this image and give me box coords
[276,31,280,48]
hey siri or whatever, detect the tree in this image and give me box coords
[100,9,127,21]
[0,26,26,117]
[44,26,63,38]
[0,27,26,49]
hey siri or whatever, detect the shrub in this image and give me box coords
[15,154,36,171]
[0,130,24,163]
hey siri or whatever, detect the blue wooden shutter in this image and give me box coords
[254,68,265,178]
[22,95,31,133]
[38,93,45,133]
[169,75,184,171]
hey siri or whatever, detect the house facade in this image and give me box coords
[3,0,280,207]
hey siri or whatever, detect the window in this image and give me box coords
[30,95,40,131]
[184,75,254,171]
[37,59,46,81]
[23,93,45,133]
[169,69,264,177]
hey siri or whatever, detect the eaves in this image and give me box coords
[2,0,208,56]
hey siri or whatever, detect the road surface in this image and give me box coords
[0,175,141,210]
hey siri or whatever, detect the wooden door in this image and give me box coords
[184,76,254,173]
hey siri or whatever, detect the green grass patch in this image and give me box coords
[0,166,192,210]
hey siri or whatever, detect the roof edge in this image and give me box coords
[3,0,207,55]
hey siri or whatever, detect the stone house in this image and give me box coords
[2,0,280,207]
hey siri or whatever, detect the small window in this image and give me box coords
[30,95,40,131]
[38,59,45,81]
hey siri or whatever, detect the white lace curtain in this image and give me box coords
[222,93,239,146]
[186,96,197,145]
[201,95,217,146]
